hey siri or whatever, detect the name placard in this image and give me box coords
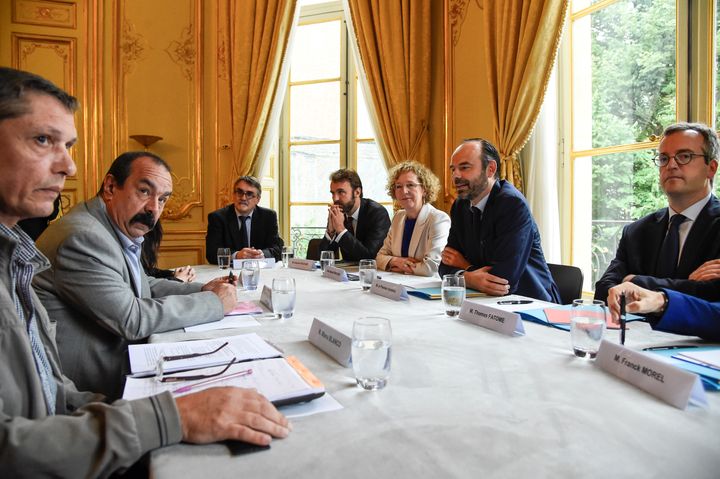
[259,285,273,311]
[289,258,316,271]
[307,318,352,367]
[595,340,707,409]
[323,265,348,282]
[370,278,408,301]
[233,258,276,270]
[459,301,525,336]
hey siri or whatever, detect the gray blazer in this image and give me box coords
[33,197,224,399]
[0,225,182,478]
[375,203,450,277]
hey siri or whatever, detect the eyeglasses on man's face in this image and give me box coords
[652,152,707,167]
[234,188,258,199]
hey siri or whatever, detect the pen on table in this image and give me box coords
[228,270,235,283]
[642,345,699,351]
[497,300,533,305]
[172,368,253,394]
[619,293,626,345]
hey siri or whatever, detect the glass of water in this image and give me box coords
[352,317,392,390]
[441,274,466,317]
[272,276,296,319]
[320,250,335,272]
[281,246,294,268]
[570,299,607,359]
[358,259,376,291]
[241,260,260,291]
[217,248,231,269]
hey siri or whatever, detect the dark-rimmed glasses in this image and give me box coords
[652,152,706,167]
[155,341,233,382]
[234,188,257,199]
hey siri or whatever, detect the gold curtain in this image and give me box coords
[217,0,296,192]
[346,0,432,168]
[481,0,568,192]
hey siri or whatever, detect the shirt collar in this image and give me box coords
[670,192,712,222]
[108,218,144,252]
[0,223,44,263]
[234,207,254,219]
[471,194,490,213]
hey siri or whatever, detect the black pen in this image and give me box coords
[619,293,626,345]
[497,300,533,305]
[228,270,235,283]
[642,345,700,351]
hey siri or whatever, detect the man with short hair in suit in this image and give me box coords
[205,175,283,263]
[594,122,720,303]
[0,67,288,477]
[34,151,238,399]
[317,168,391,261]
[439,138,560,302]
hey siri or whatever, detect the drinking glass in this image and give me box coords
[352,317,392,390]
[217,248,231,269]
[441,274,466,317]
[570,299,607,359]
[272,276,296,319]
[358,259,377,291]
[281,246,294,268]
[320,250,335,272]
[241,260,260,291]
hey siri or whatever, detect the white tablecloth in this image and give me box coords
[149,265,720,478]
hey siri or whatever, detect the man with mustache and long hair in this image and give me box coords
[439,138,560,302]
[33,151,238,399]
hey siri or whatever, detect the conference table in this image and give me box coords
[149,265,720,478]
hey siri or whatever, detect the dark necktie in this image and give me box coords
[344,215,354,235]
[239,216,249,249]
[472,207,483,233]
[656,213,686,278]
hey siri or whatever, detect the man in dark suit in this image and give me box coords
[594,123,720,303]
[439,138,560,302]
[206,175,284,263]
[317,168,390,261]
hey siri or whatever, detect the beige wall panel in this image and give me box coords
[156,244,205,270]
[12,33,76,97]
[12,0,77,28]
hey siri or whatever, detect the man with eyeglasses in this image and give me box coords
[0,67,289,478]
[594,122,720,303]
[34,151,239,400]
[205,175,283,263]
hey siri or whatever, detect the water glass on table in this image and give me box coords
[320,250,335,272]
[352,317,392,390]
[272,276,296,319]
[358,259,376,291]
[241,260,260,291]
[570,299,607,359]
[217,248,231,269]
[442,274,466,317]
[281,246,294,268]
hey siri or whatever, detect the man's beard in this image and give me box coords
[334,198,355,214]
[454,172,488,201]
[130,211,156,229]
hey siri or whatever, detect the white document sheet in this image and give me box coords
[379,273,442,288]
[128,333,281,376]
[184,315,260,332]
[280,392,343,418]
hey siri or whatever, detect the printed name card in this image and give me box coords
[595,340,707,409]
[307,318,352,367]
[233,258,276,270]
[459,301,525,336]
[323,265,348,282]
[289,258,316,271]
[370,278,408,301]
[259,285,273,311]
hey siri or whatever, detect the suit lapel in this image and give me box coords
[648,208,669,276]
[226,205,243,249]
[250,208,260,247]
[354,198,366,240]
[678,197,719,274]
[408,204,430,257]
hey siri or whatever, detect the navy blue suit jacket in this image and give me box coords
[652,289,720,341]
[439,180,560,302]
[318,197,391,261]
[205,205,284,263]
[594,196,720,303]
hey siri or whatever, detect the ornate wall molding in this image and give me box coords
[163,175,201,220]
[12,0,76,28]
[120,18,147,75]
[165,24,196,81]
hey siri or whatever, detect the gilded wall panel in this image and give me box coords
[12,33,75,95]
[12,0,77,29]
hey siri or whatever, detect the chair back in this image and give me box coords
[547,263,584,305]
[306,238,322,261]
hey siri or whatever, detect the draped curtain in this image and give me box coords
[345,0,432,168]
[218,0,297,187]
[481,0,568,192]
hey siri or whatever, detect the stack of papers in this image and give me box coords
[647,347,720,391]
[408,287,486,300]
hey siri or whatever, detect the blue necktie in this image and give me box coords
[239,216,249,248]
[656,214,686,278]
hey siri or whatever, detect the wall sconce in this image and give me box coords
[130,134,163,151]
